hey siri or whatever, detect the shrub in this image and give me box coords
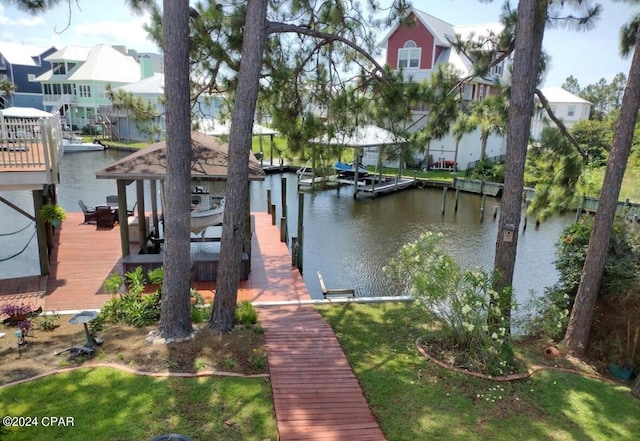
[385,232,516,376]
[34,312,60,332]
[235,301,258,326]
[527,216,640,340]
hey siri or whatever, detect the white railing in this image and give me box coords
[0,112,62,183]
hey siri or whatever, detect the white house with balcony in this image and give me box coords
[35,44,142,131]
[531,87,592,141]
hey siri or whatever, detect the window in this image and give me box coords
[28,74,36,82]
[568,105,576,117]
[492,62,503,76]
[52,62,66,75]
[398,40,420,69]
[79,85,92,98]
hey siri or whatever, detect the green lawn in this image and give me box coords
[0,368,277,441]
[316,302,640,441]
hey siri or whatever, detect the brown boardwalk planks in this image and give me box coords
[259,305,386,441]
[2,211,386,440]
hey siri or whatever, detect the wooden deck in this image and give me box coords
[0,210,386,440]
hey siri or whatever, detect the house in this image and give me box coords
[531,87,592,141]
[36,44,142,130]
[0,42,57,109]
[373,8,511,169]
[99,72,223,142]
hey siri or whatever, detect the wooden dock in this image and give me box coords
[0,210,387,440]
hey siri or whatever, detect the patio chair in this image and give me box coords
[78,200,98,224]
[96,205,115,229]
[106,195,118,207]
[126,201,137,217]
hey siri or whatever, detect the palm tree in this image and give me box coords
[0,79,16,108]
[467,94,508,161]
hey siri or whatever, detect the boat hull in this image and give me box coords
[190,209,224,234]
[63,143,106,153]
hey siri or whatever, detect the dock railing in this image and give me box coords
[0,112,62,184]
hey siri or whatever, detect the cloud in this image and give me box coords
[0,5,45,26]
[74,16,159,52]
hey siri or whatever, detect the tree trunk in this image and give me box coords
[564,28,640,356]
[492,0,546,327]
[158,0,193,340]
[209,0,268,332]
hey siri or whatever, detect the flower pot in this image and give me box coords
[610,362,634,381]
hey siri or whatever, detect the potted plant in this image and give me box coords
[39,203,67,227]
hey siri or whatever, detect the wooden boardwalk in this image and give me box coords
[0,210,386,440]
[260,305,385,441]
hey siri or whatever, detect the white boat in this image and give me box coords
[62,133,106,153]
[190,186,225,234]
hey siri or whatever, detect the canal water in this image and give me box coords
[0,150,571,304]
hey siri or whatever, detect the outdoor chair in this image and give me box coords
[106,195,118,207]
[95,205,115,229]
[78,200,98,224]
[126,201,137,217]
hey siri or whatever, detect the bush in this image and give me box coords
[235,301,258,326]
[384,232,517,376]
[526,216,640,343]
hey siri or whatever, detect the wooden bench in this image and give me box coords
[317,271,355,299]
[122,254,164,279]
[192,252,250,282]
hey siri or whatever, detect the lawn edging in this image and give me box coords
[416,337,618,384]
[0,362,269,389]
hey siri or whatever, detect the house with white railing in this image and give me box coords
[35,44,142,131]
[0,107,63,275]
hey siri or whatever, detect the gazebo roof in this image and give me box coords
[310,125,407,148]
[96,132,265,181]
[198,119,278,136]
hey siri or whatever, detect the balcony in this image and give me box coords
[0,112,63,190]
[42,94,77,106]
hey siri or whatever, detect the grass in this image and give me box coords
[316,302,640,441]
[0,367,277,441]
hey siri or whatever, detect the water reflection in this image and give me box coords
[1,150,570,304]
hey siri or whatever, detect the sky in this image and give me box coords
[0,0,636,88]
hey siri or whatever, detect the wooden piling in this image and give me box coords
[280,217,287,242]
[297,192,304,273]
[271,204,276,225]
[267,189,272,214]
[281,176,287,220]
[493,205,498,219]
[480,194,486,222]
[454,187,460,212]
[441,187,447,215]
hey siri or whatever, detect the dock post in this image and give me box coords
[271,205,276,225]
[297,192,304,273]
[441,187,447,215]
[281,176,288,242]
[281,176,287,220]
[280,217,287,242]
[454,187,460,212]
[291,237,298,267]
[266,189,271,214]
[480,194,486,222]
[493,205,499,219]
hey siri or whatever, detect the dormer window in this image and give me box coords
[52,62,67,75]
[398,40,420,69]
